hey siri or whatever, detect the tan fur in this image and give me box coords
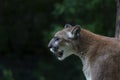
[48,26,120,80]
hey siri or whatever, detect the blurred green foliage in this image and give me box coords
[3,69,14,80]
[52,0,116,35]
[0,0,116,80]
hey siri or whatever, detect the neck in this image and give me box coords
[74,29,101,60]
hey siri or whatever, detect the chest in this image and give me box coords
[82,60,92,80]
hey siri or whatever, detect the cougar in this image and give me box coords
[48,24,120,80]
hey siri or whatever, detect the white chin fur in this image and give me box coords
[57,55,67,61]
[58,57,64,61]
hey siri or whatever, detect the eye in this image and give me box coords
[54,37,60,41]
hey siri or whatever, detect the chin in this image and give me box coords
[57,54,66,60]
[57,56,65,61]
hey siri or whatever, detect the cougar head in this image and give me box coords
[48,24,81,60]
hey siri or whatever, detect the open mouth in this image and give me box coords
[50,48,64,58]
[54,50,64,57]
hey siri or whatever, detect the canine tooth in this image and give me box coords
[50,48,55,53]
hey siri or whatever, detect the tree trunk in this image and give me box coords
[115,0,120,39]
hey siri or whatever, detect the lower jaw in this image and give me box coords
[58,57,63,60]
[57,56,64,61]
[55,51,63,58]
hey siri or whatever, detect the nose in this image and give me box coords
[48,43,52,48]
[48,38,55,48]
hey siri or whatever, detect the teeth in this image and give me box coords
[50,48,64,58]
[50,48,55,53]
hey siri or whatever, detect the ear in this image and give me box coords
[64,24,72,28]
[71,25,81,39]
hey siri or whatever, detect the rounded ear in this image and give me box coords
[71,25,81,39]
[64,24,72,28]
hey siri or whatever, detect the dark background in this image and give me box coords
[0,0,116,80]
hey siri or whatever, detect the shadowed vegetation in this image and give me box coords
[0,0,116,80]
